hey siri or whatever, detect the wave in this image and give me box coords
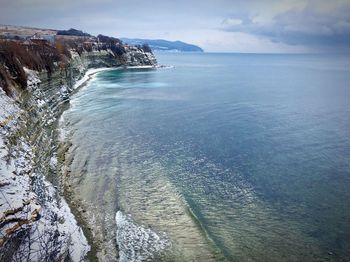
[115,211,170,262]
[156,65,175,69]
[126,65,156,69]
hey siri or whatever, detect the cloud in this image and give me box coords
[1,0,350,52]
[221,1,350,50]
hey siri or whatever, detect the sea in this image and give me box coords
[60,52,350,261]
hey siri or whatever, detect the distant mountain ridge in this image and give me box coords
[121,38,204,52]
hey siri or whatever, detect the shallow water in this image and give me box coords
[61,53,350,261]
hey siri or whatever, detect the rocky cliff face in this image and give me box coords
[0,34,157,261]
[124,45,158,66]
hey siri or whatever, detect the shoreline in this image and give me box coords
[58,65,163,261]
[58,67,117,261]
[72,65,157,91]
[0,67,119,261]
[2,62,223,261]
[58,65,160,260]
[73,67,115,90]
[0,31,159,259]
[58,66,227,262]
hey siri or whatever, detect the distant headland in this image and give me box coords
[121,38,204,52]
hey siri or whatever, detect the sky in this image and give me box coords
[1,0,350,53]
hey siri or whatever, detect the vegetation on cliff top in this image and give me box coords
[0,27,155,96]
[57,28,91,37]
[0,39,70,95]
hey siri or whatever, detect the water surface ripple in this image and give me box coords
[61,53,350,261]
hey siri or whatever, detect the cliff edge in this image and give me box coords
[0,26,157,261]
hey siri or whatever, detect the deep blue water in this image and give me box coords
[63,53,350,261]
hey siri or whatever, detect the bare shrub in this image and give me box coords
[0,193,74,262]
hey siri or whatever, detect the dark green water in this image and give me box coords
[62,53,350,261]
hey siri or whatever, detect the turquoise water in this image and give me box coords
[62,53,350,261]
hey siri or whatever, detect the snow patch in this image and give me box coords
[23,67,41,90]
[0,88,90,261]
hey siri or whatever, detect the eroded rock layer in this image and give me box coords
[0,30,157,261]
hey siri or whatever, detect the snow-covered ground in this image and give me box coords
[0,69,90,261]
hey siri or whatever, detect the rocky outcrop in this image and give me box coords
[124,45,157,66]
[0,31,157,261]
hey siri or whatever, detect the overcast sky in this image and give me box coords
[1,0,350,53]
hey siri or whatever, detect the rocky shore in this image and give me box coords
[0,26,157,261]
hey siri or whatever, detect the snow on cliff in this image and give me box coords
[0,72,90,261]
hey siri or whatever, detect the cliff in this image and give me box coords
[0,27,157,261]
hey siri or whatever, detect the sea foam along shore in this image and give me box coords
[58,67,114,142]
[115,211,170,262]
[73,65,156,90]
[73,67,115,90]
[59,66,140,145]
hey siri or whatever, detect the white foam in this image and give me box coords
[23,67,41,90]
[156,65,175,69]
[125,65,156,69]
[115,211,170,262]
[73,67,114,90]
